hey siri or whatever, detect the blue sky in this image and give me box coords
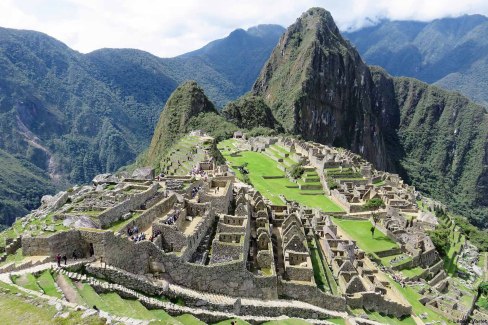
[1,0,488,57]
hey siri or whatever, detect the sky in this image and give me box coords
[1,0,488,57]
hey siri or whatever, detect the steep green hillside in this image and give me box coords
[0,25,281,226]
[142,81,237,170]
[222,93,279,130]
[0,149,54,228]
[345,15,488,107]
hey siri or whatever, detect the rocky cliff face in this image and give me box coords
[252,8,389,170]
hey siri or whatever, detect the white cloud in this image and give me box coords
[1,0,488,57]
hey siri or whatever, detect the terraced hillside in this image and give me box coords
[217,139,342,212]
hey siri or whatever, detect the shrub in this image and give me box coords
[364,198,385,210]
[289,163,304,179]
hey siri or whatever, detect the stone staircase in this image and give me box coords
[0,255,52,273]
[0,236,22,262]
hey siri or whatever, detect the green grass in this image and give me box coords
[354,310,416,325]
[37,270,62,298]
[212,319,251,325]
[308,239,331,292]
[219,140,343,212]
[386,278,451,324]
[149,310,182,324]
[77,283,109,311]
[13,273,42,292]
[175,314,206,324]
[0,249,24,266]
[400,267,425,278]
[0,281,105,325]
[332,218,398,253]
[108,212,141,232]
[444,229,465,275]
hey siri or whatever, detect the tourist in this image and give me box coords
[134,225,139,234]
[72,251,77,260]
[62,254,67,265]
[56,253,61,267]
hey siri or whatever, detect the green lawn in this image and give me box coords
[401,267,425,278]
[13,273,42,292]
[37,270,62,298]
[0,281,105,325]
[308,239,331,292]
[332,218,398,253]
[218,140,343,212]
[175,314,206,324]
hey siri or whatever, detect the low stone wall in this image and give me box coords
[375,248,402,258]
[98,183,159,228]
[346,292,412,318]
[278,280,346,311]
[286,265,313,282]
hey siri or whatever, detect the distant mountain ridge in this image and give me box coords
[0,24,284,226]
[344,14,488,107]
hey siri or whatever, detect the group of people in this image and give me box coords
[127,225,139,236]
[164,208,181,225]
[191,186,202,199]
[132,232,146,242]
[55,253,68,267]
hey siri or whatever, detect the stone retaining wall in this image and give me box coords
[22,230,90,257]
[116,194,177,236]
[346,292,411,318]
[278,280,346,312]
[98,183,159,228]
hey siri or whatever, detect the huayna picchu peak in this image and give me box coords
[253,7,488,228]
[0,5,487,325]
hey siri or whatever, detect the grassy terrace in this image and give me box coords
[331,218,398,253]
[218,139,343,212]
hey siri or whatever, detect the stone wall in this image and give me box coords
[278,280,346,311]
[22,230,90,257]
[163,253,278,300]
[346,292,412,318]
[285,265,313,282]
[116,194,177,236]
[200,178,233,214]
[98,183,159,228]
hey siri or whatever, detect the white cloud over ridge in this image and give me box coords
[1,0,488,57]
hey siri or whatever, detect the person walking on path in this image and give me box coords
[56,254,61,267]
[62,254,67,265]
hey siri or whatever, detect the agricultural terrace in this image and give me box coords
[332,218,398,253]
[217,139,343,213]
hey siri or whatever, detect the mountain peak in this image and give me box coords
[145,81,216,166]
[253,7,387,169]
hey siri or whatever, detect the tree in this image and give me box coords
[364,198,385,210]
[427,225,450,257]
